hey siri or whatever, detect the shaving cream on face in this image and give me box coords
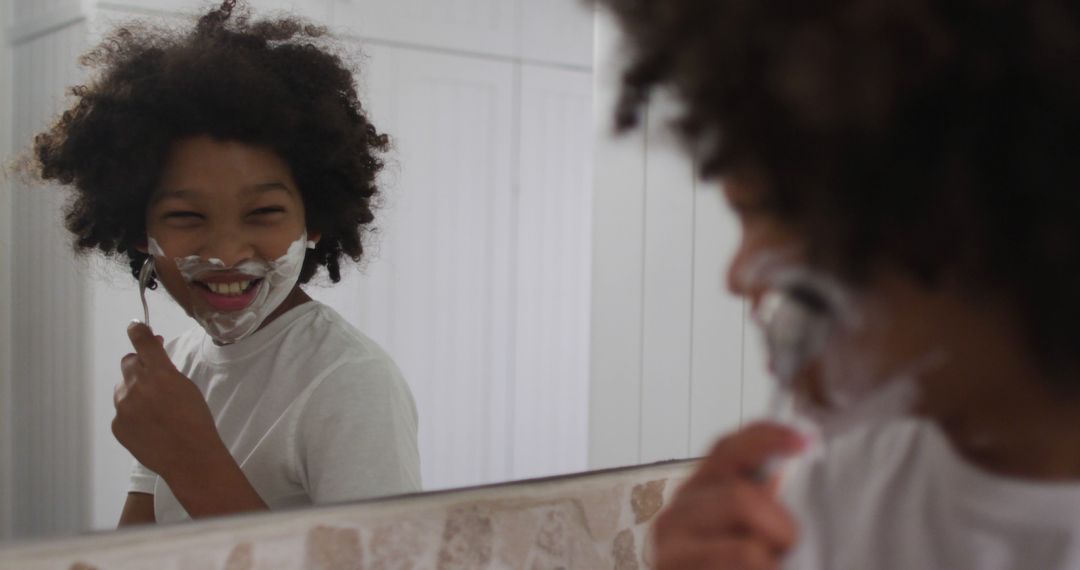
[744,251,947,440]
[147,232,314,345]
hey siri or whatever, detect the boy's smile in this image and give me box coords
[194,274,263,312]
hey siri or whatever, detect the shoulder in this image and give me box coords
[296,356,418,434]
[290,304,414,415]
[284,302,400,366]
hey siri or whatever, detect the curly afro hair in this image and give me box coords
[596,0,1080,384]
[34,0,389,286]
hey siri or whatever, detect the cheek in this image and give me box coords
[259,230,306,261]
[151,258,195,315]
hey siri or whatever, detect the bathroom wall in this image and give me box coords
[0,460,695,570]
[4,0,597,539]
[6,0,93,540]
[589,13,772,471]
[0,0,15,540]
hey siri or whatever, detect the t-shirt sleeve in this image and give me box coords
[294,357,422,505]
[129,459,158,495]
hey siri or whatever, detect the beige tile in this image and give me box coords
[630,480,667,525]
[303,526,363,570]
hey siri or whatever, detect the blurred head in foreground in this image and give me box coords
[597,0,1080,454]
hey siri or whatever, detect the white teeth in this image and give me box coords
[204,281,254,296]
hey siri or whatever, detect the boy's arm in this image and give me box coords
[164,445,270,518]
[117,492,156,527]
[115,322,269,519]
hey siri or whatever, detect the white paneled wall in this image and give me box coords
[511,65,593,479]
[332,0,518,58]
[7,0,92,538]
[0,0,15,541]
[329,44,521,489]
[589,13,771,471]
[310,46,595,488]
[0,0,595,535]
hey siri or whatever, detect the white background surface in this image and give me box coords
[0,0,13,540]
[588,13,770,473]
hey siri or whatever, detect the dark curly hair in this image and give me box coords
[34,0,389,286]
[597,0,1080,385]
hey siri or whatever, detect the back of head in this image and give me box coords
[596,0,1080,386]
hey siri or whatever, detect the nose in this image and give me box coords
[198,225,256,268]
[726,233,774,313]
[726,236,756,298]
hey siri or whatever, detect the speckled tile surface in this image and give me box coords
[0,461,695,570]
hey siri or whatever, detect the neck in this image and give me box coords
[259,285,312,330]
[928,358,1080,481]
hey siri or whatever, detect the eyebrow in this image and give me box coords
[152,182,295,204]
[247,182,295,195]
[151,188,195,204]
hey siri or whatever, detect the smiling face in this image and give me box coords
[143,135,319,320]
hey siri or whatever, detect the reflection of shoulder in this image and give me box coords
[297,351,415,428]
[293,303,393,362]
[291,304,406,394]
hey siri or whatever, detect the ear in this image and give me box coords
[135,237,149,254]
[306,231,321,249]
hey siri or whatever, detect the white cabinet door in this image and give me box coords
[520,0,594,68]
[10,0,84,45]
[92,0,330,25]
[511,64,593,480]
[12,0,82,28]
[310,43,517,491]
[329,0,519,58]
[589,12,751,468]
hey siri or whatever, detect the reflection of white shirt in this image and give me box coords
[129,301,421,524]
[782,419,1080,569]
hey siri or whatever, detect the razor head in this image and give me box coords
[138,256,155,286]
[138,257,155,329]
[758,282,834,385]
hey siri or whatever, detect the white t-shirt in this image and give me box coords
[782,419,1080,569]
[129,301,421,523]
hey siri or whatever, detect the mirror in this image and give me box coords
[0,0,769,542]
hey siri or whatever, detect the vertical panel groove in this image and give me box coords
[687,160,698,453]
[504,62,522,480]
[740,301,747,423]
[636,104,650,463]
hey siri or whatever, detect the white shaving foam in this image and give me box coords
[148,232,311,345]
[743,250,949,440]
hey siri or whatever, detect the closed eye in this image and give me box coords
[163,211,204,220]
[249,206,286,216]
